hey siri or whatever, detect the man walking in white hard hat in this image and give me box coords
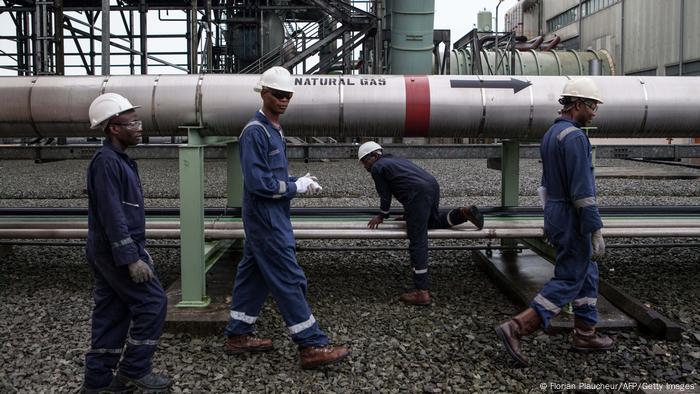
[358,141,484,306]
[82,93,172,393]
[223,66,350,369]
[495,77,613,367]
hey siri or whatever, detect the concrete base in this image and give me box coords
[165,248,240,335]
[475,249,636,332]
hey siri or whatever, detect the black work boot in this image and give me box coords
[81,376,134,393]
[495,307,542,367]
[116,372,173,393]
[571,317,614,352]
[459,205,484,230]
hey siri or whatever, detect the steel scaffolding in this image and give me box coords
[0,0,379,76]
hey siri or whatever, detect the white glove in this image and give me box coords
[294,176,314,194]
[591,229,605,260]
[301,172,318,182]
[307,181,323,195]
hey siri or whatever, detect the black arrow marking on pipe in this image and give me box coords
[450,78,532,94]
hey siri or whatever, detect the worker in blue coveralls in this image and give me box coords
[496,77,614,367]
[223,66,350,369]
[358,141,484,306]
[82,93,172,393]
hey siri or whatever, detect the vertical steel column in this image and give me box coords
[32,1,40,74]
[54,0,64,75]
[56,1,67,151]
[101,0,110,75]
[177,128,209,307]
[185,10,192,72]
[16,11,26,75]
[22,12,31,75]
[679,0,684,76]
[226,142,243,208]
[89,11,95,74]
[139,0,147,74]
[205,0,213,72]
[373,20,382,73]
[37,0,51,74]
[190,0,198,74]
[129,10,135,74]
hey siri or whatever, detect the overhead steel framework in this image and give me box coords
[0,0,379,76]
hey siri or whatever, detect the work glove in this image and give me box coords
[591,229,605,260]
[128,259,154,283]
[295,173,323,195]
[307,181,323,195]
[300,172,318,182]
[294,176,315,194]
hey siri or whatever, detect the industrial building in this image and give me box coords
[505,0,700,77]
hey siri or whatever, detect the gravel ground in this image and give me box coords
[0,157,698,393]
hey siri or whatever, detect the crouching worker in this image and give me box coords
[359,142,484,306]
[82,93,172,393]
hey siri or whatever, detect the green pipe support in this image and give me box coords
[227,141,243,208]
[177,131,243,307]
[177,128,209,307]
[500,140,520,259]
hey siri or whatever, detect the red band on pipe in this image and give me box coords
[404,76,430,137]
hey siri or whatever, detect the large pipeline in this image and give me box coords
[1,75,699,139]
[448,49,614,76]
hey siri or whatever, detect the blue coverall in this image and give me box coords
[370,154,469,290]
[531,117,603,328]
[84,140,167,389]
[224,110,329,347]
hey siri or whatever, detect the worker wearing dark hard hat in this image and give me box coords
[82,93,172,393]
[223,66,350,369]
[359,142,484,305]
[496,77,613,367]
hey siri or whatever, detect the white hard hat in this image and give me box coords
[254,66,295,93]
[560,77,604,103]
[89,93,141,129]
[358,141,383,161]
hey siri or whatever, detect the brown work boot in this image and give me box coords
[299,344,350,369]
[399,289,431,306]
[460,205,484,229]
[224,333,273,354]
[571,318,614,352]
[495,307,542,367]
